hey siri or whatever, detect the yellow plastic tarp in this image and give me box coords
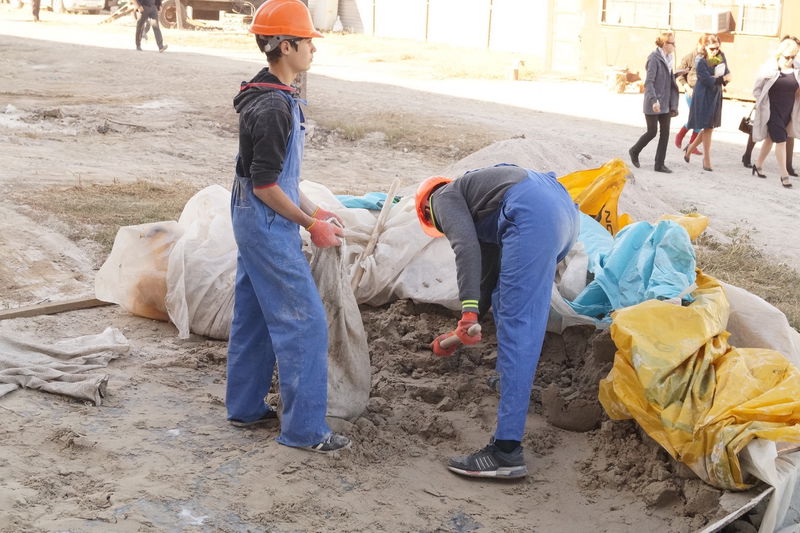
[657,213,710,241]
[599,271,800,490]
[558,158,634,236]
[558,158,710,240]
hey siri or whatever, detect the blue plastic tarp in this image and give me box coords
[335,193,401,210]
[567,216,697,319]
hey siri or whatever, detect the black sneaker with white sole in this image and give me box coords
[228,409,279,428]
[300,433,352,454]
[448,442,527,479]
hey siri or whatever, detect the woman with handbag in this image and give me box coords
[741,35,799,173]
[629,30,680,173]
[683,34,730,172]
[750,37,800,188]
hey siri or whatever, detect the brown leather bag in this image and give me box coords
[739,106,755,135]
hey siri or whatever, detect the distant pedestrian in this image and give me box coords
[750,38,800,189]
[683,34,730,172]
[674,38,704,156]
[628,30,680,173]
[31,0,40,21]
[742,35,799,175]
[132,0,167,52]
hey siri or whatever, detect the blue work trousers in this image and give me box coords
[478,170,579,441]
[225,175,331,447]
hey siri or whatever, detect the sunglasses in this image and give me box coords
[785,55,797,60]
[708,46,720,51]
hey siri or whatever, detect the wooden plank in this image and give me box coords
[0,297,113,321]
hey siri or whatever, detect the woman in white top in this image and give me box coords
[751,39,800,188]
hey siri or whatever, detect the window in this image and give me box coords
[600,0,668,27]
[739,2,781,36]
[601,0,782,36]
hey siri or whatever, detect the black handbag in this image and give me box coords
[739,106,755,135]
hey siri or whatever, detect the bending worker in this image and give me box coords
[226,0,351,454]
[415,164,579,478]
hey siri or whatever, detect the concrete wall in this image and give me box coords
[338,0,549,65]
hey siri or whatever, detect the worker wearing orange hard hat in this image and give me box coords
[226,0,350,453]
[415,164,579,478]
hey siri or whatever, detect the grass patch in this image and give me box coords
[13,181,199,254]
[695,230,800,330]
[316,112,498,160]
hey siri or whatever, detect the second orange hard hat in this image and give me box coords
[250,0,323,39]
[415,175,452,238]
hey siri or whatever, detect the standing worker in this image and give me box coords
[415,164,579,478]
[226,0,351,453]
[31,0,40,22]
[132,0,167,52]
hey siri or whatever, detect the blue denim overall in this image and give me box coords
[226,90,331,447]
[474,165,579,441]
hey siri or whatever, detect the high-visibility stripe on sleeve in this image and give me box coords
[254,183,278,189]
[461,299,479,312]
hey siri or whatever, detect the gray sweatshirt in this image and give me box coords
[429,165,529,313]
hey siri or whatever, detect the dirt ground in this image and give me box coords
[0,7,792,532]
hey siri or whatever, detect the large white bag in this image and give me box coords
[165,185,236,340]
[95,221,183,321]
[310,245,371,421]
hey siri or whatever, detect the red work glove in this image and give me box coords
[306,219,343,248]
[312,206,344,227]
[455,312,481,345]
[431,332,459,357]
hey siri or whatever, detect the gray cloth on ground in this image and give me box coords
[0,327,129,405]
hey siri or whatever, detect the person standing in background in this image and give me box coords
[132,0,167,52]
[683,34,730,172]
[629,30,680,173]
[675,38,704,156]
[750,38,800,188]
[31,0,40,21]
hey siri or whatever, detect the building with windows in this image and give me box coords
[589,0,799,99]
[335,0,799,99]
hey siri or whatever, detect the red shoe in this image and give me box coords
[692,147,703,155]
[674,127,688,149]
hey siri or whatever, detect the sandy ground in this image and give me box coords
[0,7,790,532]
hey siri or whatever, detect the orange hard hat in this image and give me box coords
[250,0,323,39]
[415,176,451,238]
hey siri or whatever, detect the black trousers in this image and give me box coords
[631,113,671,167]
[136,6,164,49]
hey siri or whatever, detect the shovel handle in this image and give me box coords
[438,324,481,349]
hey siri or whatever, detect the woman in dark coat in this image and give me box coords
[684,34,730,171]
[629,30,680,173]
